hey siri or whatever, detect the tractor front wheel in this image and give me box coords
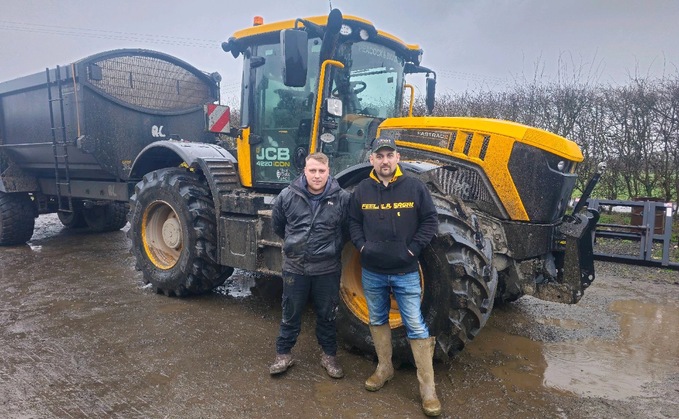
[128,168,233,296]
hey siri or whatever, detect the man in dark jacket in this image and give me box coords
[348,137,441,416]
[270,152,350,378]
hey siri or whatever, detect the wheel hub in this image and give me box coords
[142,200,182,269]
[162,218,181,249]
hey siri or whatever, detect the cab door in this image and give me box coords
[247,41,321,188]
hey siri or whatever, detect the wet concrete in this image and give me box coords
[0,214,678,418]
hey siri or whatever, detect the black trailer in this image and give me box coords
[0,49,222,245]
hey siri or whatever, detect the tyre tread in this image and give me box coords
[128,168,233,296]
[0,192,35,245]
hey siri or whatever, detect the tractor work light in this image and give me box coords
[340,24,352,36]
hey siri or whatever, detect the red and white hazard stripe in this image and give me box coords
[205,104,231,133]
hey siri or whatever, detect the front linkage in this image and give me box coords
[536,162,605,303]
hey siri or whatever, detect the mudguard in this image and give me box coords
[129,140,236,179]
[130,140,240,217]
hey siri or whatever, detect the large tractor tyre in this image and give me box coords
[128,167,233,297]
[57,202,87,229]
[83,202,129,232]
[0,192,36,246]
[337,192,498,362]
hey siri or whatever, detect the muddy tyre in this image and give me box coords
[338,193,497,361]
[0,192,36,246]
[83,202,129,232]
[128,167,233,296]
[58,202,87,229]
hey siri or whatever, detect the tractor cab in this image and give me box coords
[223,9,435,188]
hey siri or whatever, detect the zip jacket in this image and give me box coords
[272,175,350,276]
[349,165,438,274]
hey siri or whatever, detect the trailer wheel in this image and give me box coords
[128,167,233,296]
[83,202,129,232]
[58,202,86,229]
[0,192,36,246]
[337,192,497,362]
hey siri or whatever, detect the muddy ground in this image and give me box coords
[0,215,677,418]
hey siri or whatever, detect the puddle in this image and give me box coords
[465,325,549,394]
[543,299,679,399]
[467,297,679,401]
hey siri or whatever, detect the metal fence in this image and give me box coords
[586,198,678,270]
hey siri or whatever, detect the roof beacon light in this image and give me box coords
[253,16,264,26]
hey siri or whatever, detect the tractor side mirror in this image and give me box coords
[426,76,436,115]
[250,56,265,69]
[281,29,308,87]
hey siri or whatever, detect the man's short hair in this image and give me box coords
[306,152,329,166]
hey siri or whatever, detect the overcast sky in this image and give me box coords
[1,0,678,102]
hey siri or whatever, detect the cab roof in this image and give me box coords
[226,14,422,61]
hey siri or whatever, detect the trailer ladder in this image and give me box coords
[46,65,73,213]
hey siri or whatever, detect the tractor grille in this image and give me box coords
[429,165,494,203]
[86,54,213,111]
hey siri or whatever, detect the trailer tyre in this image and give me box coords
[58,202,87,229]
[128,167,233,296]
[83,202,129,232]
[337,192,497,362]
[0,192,36,246]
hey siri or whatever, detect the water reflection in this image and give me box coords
[544,300,679,399]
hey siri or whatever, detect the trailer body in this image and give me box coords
[0,49,219,189]
[0,49,221,242]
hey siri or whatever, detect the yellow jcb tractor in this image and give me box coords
[127,9,601,361]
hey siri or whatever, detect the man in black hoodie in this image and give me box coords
[270,152,350,379]
[349,138,441,417]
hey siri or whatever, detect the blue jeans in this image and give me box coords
[276,271,340,356]
[362,268,429,339]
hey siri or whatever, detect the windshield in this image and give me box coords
[331,42,404,118]
[324,41,405,174]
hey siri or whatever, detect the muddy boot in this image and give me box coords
[365,324,394,391]
[409,337,441,417]
[320,353,344,378]
[269,353,295,375]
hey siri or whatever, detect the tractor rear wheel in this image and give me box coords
[0,192,35,246]
[128,167,233,296]
[337,192,497,362]
[83,202,129,232]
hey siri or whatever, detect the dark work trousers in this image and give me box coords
[275,271,341,356]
